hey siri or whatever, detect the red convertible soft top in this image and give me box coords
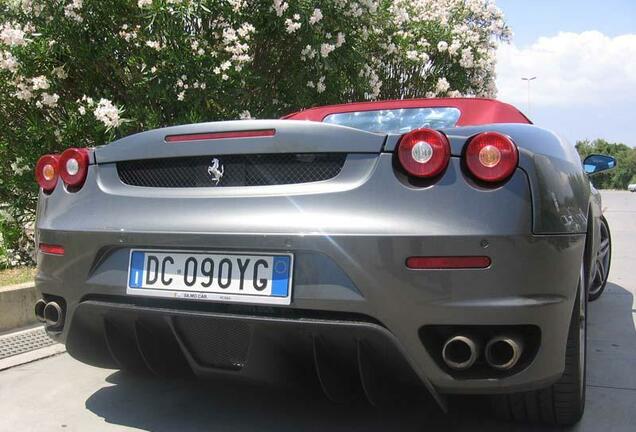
[283,98,532,126]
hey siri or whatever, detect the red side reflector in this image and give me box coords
[165,129,276,142]
[406,256,491,269]
[39,243,65,256]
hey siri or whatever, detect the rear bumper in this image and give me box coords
[35,155,585,395]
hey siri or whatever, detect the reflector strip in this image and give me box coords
[406,256,491,269]
[39,244,65,256]
[165,129,276,142]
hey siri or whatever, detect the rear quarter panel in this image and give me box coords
[439,124,591,235]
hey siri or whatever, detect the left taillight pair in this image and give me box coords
[397,128,518,183]
[35,148,89,193]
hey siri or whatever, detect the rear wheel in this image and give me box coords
[588,217,611,301]
[492,264,587,425]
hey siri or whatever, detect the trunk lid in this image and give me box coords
[94,120,387,163]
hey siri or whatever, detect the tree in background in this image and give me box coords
[576,139,636,189]
[0,0,510,266]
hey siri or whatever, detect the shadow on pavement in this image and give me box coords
[84,283,635,432]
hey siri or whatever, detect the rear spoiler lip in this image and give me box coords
[94,120,387,164]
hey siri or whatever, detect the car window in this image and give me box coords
[323,107,461,134]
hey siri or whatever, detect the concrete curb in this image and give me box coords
[0,281,38,333]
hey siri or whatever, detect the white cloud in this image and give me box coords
[496,31,636,108]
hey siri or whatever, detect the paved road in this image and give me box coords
[0,191,634,431]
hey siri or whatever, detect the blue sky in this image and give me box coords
[495,0,636,146]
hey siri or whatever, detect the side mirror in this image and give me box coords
[583,154,617,175]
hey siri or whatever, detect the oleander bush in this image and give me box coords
[0,0,510,266]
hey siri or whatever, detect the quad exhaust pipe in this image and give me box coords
[34,299,65,331]
[441,335,480,370]
[485,335,523,370]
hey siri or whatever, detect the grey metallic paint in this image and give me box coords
[35,119,605,403]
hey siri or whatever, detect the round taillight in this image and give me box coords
[465,132,518,182]
[35,155,60,192]
[397,128,450,178]
[59,148,89,188]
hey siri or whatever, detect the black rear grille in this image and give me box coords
[117,153,346,188]
[173,317,251,370]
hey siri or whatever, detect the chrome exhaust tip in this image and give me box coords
[34,299,47,323]
[441,335,479,370]
[485,336,523,370]
[43,301,64,330]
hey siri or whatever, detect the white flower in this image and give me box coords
[237,23,255,39]
[448,40,461,56]
[40,92,59,107]
[406,50,418,61]
[320,43,335,58]
[239,110,252,120]
[81,95,94,106]
[316,76,326,94]
[31,75,50,90]
[306,80,315,88]
[220,61,231,71]
[10,157,30,176]
[200,83,206,90]
[0,22,29,47]
[52,66,68,79]
[64,0,84,23]
[300,45,316,61]
[150,66,157,73]
[138,0,152,7]
[118,26,138,42]
[14,81,33,101]
[459,47,474,68]
[221,74,229,80]
[309,8,323,25]
[145,40,162,50]
[336,32,346,48]
[285,19,301,34]
[228,0,245,12]
[359,64,382,99]
[435,77,450,94]
[0,51,18,72]
[78,106,86,115]
[93,98,123,129]
[437,41,448,52]
[272,0,288,17]
[177,91,185,101]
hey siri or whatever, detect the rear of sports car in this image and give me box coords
[34,118,587,423]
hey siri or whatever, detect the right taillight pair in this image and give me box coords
[35,148,90,193]
[397,128,518,183]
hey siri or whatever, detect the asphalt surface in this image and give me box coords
[0,190,634,431]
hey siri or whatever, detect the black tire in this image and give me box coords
[492,266,587,425]
[588,216,611,301]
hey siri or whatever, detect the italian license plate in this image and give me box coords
[127,250,293,305]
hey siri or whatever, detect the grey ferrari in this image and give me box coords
[33,98,615,425]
